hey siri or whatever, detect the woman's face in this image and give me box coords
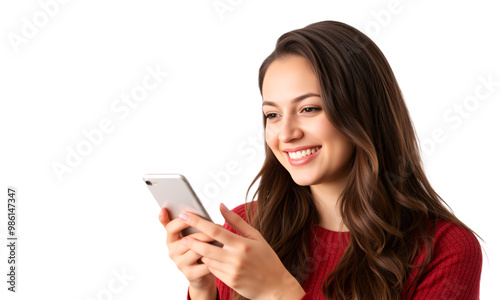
[262,55,355,186]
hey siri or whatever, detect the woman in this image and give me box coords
[159,20,483,299]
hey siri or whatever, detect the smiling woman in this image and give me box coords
[159,20,483,300]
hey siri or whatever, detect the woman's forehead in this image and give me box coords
[262,56,320,103]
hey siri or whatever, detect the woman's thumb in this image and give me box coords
[158,207,170,225]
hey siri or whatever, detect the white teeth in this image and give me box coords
[288,147,320,160]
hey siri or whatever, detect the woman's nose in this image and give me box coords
[278,117,303,142]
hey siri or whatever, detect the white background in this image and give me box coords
[1,0,499,299]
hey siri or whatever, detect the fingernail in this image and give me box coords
[221,203,229,213]
[179,213,190,222]
[182,237,189,245]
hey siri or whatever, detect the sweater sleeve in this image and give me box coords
[408,221,482,299]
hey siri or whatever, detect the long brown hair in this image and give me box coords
[232,20,480,300]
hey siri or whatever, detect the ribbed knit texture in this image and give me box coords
[187,202,482,299]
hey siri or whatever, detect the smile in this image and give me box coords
[284,146,322,166]
[287,146,320,159]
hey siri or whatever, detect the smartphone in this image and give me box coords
[143,173,223,248]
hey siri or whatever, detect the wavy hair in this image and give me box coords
[230,20,480,300]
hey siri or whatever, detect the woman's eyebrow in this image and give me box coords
[262,92,320,107]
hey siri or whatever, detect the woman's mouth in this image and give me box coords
[285,146,321,166]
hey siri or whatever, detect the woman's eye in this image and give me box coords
[264,107,320,120]
[265,113,278,120]
[302,107,321,113]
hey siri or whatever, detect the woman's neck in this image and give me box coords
[310,179,349,232]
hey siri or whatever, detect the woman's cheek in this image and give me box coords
[265,126,279,144]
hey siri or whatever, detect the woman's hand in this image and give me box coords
[158,207,216,291]
[178,203,306,300]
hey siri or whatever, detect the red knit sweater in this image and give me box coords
[187,202,482,299]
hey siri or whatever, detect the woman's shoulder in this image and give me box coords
[425,219,483,270]
[431,219,482,256]
[406,219,483,298]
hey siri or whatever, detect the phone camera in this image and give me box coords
[145,180,152,186]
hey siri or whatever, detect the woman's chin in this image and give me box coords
[290,173,318,187]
